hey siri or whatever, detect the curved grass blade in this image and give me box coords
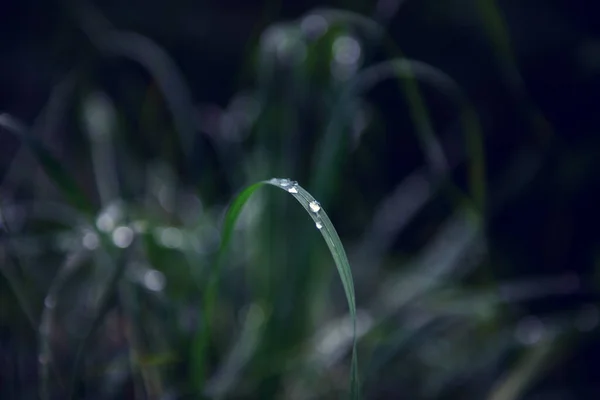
[355,59,486,212]
[0,202,69,398]
[72,1,198,165]
[311,56,485,213]
[38,250,91,400]
[0,114,94,215]
[67,246,132,400]
[194,178,359,398]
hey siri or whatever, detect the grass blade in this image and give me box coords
[194,178,359,398]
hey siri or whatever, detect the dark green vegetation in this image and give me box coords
[1,1,600,399]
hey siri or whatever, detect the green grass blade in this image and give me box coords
[194,178,359,398]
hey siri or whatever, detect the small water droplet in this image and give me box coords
[315,221,323,230]
[82,231,99,250]
[143,269,166,292]
[309,201,321,213]
[112,226,134,248]
[95,201,124,232]
[279,179,291,187]
[288,186,298,194]
[96,214,115,232]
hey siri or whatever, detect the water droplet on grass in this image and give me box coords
[315,221,323,229]
[96,201,124,232]
[288,186,298,194]
[309,201,321,213]
[143,269,166,292]
[112,226,134,248]
[96,214,115,232]
[82,231,99,250]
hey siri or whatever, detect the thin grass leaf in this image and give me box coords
[353,58,485,211]
[1,71,78,194]
[0,207,38,329]
[0,114,94,215]
[0,202,68,398]
[38,250,91,400]
[193,178,359,399]
[67,246,132,400]
[487,340,558,400]
[311,56,486,213]
[72,1,198,165]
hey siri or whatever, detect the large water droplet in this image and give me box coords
[279,179,291,187]
[143,269,166,292]
[96,214,115,233]
[288,186,298,194]
[315,221,323,230]
[96,201,124,232]
[112,226,134,248]
[309,201,321,213]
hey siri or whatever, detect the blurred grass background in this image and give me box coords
[1,0,600,399]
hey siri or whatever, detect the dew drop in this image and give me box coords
[143,269,166,292]
[112,226,134,248]
[309,201,321,213]
[315,221,323,230]
[82,231,99,250]
[288,186,298,194]
[96,214,115,233]
[95,201,124,232]
[279,178,291,187]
